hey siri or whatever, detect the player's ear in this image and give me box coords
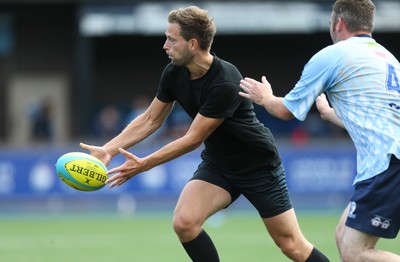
[336,17,346,32]
[188,38,198,51]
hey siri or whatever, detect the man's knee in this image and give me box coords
[274,236,310,261]
[173,212,193,234]
[339,245,356,262]
[173,211,203,241]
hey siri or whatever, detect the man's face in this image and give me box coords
[163,23,193,66]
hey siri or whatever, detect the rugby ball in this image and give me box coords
[56,152,108,191]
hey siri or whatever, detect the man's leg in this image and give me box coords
[336,204,400,262]
[173,180,232,262]
[263,208,330,262]
[181,229,218,262]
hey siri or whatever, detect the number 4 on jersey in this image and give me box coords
[386,63,400,93]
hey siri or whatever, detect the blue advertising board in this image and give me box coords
[0,143,357,204]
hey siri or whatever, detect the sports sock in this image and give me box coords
[305,247,330,262]
[181,229,219,262]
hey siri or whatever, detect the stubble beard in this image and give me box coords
[171,46,193,66]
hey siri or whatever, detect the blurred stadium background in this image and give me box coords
[0,0,399,261]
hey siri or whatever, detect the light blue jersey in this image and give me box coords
[283,36,400,184]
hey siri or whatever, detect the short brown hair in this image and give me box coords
[168,6,217,51]
[332,0,375,32]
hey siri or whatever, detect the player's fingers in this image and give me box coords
[105,171,122,184]
[108,179,119,188]
[79,142,90,150]
[238,91,250,98]
[116,178,127,187]
[109,180,122,188]
[107,165,123,175]
[240,79,252,90]
[118,147,135,158]
[118,147,128,154]
[261,76,269,85]
[241,79,251,87]
[243,77,255,82]
[239,83,249,92]
[107,175,128,188]
[250,77,261,85]
[317,94,327,104]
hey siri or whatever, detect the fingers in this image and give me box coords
[105,148,137,188]
[239,84,249,93]
[106,166,131,188]
[118,147,132,156]
[106,148,130,175]
[239,78,256,94]
[79,142,96,155]
[316,93,328,105]
[238,91,250,98]
[107,166,120,175]
[79,142,89,150]
[80,144,128,189]
[106,175,122,188]
[241,77,256,86]
[261,76,269,84]
[105,167,125,188]
[240,77,267,91]
[106,175,126,188]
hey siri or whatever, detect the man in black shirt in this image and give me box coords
[81,6,329,262]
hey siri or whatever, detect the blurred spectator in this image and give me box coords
[124,95,167,146]
[30,99,53,142]
[290,126,309,147]
[93,105,123,140]
[166,104,192,140]
[125,95,152,125]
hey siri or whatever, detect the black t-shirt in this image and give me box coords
[157,54,281,174]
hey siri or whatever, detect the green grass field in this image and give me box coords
[0,211,398,262]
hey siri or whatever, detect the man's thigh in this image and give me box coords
[174,179,232,221]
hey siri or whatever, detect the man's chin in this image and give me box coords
[171,60,182,66]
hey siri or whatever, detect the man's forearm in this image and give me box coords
[263,96,295,121]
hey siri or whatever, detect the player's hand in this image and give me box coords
[315,94,332,121]
[239,76,272,106]
[79,142,112,166]
[106,148,144,188]
[315,93,345,129]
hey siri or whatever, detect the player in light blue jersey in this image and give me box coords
[239,0,399,261]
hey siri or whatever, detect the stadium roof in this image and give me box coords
[0,0,398,35]
[76,1,400,36]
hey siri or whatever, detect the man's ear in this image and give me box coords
[335,17,346,32]
[188,38,198,51]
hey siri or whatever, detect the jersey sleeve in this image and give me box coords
[156,64,176,103]
[283,45,340,121]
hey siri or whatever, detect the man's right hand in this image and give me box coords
[79,142,112,166]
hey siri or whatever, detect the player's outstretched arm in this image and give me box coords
[239,76,294,120]
[80,98,173,169]
[104,113,223,188]
[102,98,173,156]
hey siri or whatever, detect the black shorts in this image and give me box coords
[346,156,400,239]
[190,160,293,218]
